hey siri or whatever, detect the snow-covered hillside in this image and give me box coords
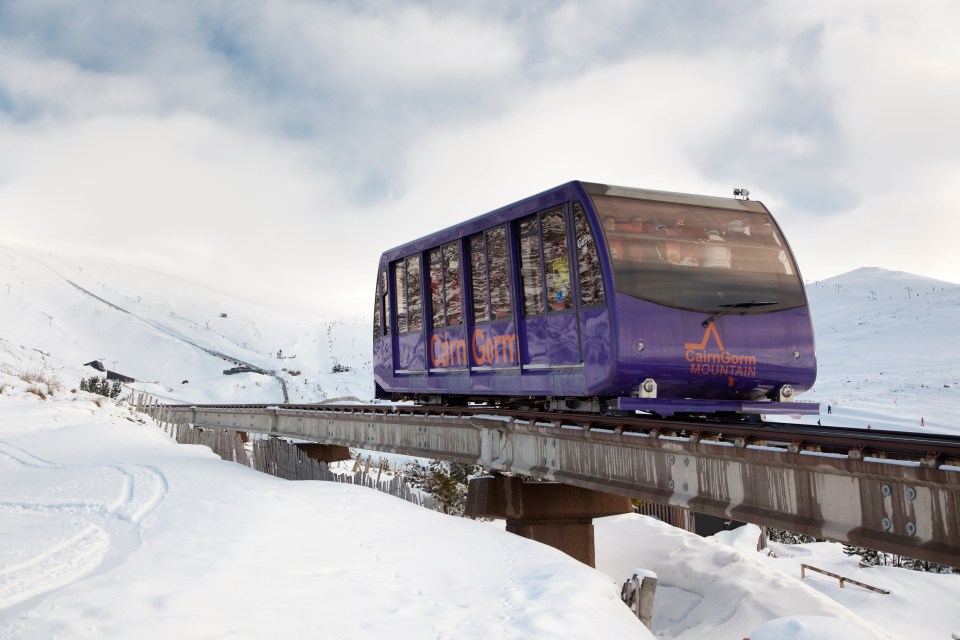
[0,244,372,404]
[2,244,960,639]
[803,267,960,434]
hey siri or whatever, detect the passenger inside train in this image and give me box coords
[599,210,793,275]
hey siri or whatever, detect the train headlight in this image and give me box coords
[636,341,645,352]
[777,385,795,401]
[792,350,801,360]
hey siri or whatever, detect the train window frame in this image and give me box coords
[428,242,464,329]
[406,254,423,333]
[373,272,382,341]
[487,226,512,321]
[518,215,545,317]
[468,225,513,325]
[541,206,573,313]
[428,248,444,329]
[394,260,408,334]
[381,269,390,336]
[573,201,606,307]
[442,241,463,327]
[469,233,489,324]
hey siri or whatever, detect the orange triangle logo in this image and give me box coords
[684,323,725,351]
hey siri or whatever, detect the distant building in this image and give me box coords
[84,360,134,383]
[84,360,106,372]
[223,366,257,375]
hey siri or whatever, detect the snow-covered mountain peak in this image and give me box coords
[811,266,958,301]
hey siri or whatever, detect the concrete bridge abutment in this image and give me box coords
[464,476,633,566]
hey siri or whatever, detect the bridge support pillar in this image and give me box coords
[464,476,633,567]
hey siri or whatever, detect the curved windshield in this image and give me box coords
[591,194,806,312]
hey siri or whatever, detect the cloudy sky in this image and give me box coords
[1,1,958,316]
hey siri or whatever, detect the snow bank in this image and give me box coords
[595,515,890,639]
[0,375,647,638]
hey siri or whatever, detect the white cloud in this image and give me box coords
[784,179,960,285]
[0,52,153,120]
[740,0,960,284]
[398,52,761,211]
[0,112,365,313]
[811,4,960,186]
[2,0,960,318]
[250,2,523,92]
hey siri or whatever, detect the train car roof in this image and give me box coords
[581,181,770,213]
[378,180,771,263]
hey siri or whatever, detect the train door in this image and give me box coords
[426,242,468,375]
[516,205,582,370]
[571,201,611,380]
[467,226,518,379]
[392,254,426,374]
[374,268,392,392]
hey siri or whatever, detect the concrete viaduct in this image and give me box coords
[149,401,960,569]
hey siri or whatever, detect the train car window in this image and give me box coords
[487,226,512,320]
[373,272,382,341]
[469,234,489,324]
[443,241,463,326]
[394,262,408,334]
[590,194,807,312]
[574,202,606,306]
[429,248,444,328]
[381,269,390,336]
[518,216,544,316]
[406,255,422,333]
[542,207,572,312]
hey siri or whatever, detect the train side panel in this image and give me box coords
[374,182,617,400]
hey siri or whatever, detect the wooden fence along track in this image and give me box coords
[175,423,251,465]
[152,401,436,511]
[800,564,890,594]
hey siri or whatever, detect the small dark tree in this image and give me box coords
[766,528,822,544]
[403,460,482,516]
[79,376,122,399]
[843,544,881,566]
[842,544,951,572]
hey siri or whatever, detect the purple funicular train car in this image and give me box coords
[373,181,817,417]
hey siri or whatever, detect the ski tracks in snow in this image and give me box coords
[0,441,167,610]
